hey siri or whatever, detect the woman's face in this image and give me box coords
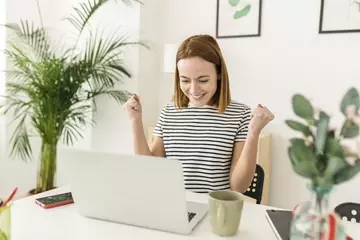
[177,56,218,107]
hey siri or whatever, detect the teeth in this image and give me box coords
[193,94,204,99]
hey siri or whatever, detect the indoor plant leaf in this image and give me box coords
[333,159,360,184]
[340,87,359,115]
[285,120,312,136]
[65,0,141,41]
[65,0,113,36]
[315,111,330,154]
[5,20,51,59]
[292,94,314,121]
[290,137,307,146]
[322,156,348,183]
[324,138,345,159]
[233,5,251,19]
[341,119,359,138]
[8,114,33,162]
[288,139,319,179]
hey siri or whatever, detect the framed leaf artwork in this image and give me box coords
[216,0,263,39]
[319,0,360,34]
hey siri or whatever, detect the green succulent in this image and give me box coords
[286,87,360,189]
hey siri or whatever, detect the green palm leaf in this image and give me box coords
[9,114,33,162]
[5,20,50,59]
[81,29,147,90]
[60,103,94,145]
[65,0,105,34]
[65,0,141,37]
[90,88,131,104]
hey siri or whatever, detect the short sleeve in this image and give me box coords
[235,106,251,142]
[153,105,167,138]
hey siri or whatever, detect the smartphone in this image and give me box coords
[35,192,74,209]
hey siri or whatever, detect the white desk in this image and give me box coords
[9,186,360,240]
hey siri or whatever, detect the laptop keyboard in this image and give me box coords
[188,212,196,222]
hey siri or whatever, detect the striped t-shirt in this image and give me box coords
[153,100,251,193]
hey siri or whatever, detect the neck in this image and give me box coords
[188,103,215,108]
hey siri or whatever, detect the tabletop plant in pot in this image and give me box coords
[0,0,143,195]
[285,87,360,239]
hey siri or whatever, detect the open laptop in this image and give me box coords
[59,149,208,235]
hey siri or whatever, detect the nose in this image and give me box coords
[190,82,200,95]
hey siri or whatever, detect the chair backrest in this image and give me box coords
[244,164,265,204]
[334,202,360,223]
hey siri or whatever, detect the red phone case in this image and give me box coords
[35,193,74,209]
[35,199,74,209]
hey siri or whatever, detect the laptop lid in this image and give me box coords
[59,149,191,233]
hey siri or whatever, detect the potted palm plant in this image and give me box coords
[0,0,144,194]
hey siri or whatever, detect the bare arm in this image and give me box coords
[230,103,274,193]
[131,120,165,157]
[229,132,259,193]
[126,93,166,157]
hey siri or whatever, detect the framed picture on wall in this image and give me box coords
[216,0,262,38]
[319,0,360,34]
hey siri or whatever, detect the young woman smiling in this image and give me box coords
[125,34,274,194]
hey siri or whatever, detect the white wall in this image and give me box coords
[137,0,164,128]
[1,0,142,196]
[157,0,360,209]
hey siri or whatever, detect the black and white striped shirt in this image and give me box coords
[153,100,251,193]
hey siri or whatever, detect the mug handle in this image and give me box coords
[217,203,226,229]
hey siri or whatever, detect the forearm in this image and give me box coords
[131,119,152,156]
[230,132,260,193]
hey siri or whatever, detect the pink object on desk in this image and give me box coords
[1,187,18,207]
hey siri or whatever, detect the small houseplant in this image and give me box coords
[285,87,360,239]
[0,0,143,194]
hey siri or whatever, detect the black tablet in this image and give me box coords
[265,209,292,240]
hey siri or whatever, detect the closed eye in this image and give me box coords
[199,79,209,83]
[180,79,190,83]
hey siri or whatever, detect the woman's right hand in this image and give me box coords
[125,93,142,122]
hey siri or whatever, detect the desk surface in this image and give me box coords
[9,186,360,240]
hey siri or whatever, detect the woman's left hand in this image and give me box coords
[249,104,274,135]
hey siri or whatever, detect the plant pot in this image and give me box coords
[27,187,57,197]
[27,189,37,196]
[290,185,348,240]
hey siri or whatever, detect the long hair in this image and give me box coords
[172,34,231,113]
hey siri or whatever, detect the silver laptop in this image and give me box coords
[60,149,208,235]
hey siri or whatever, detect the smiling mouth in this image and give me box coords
[192,93,206,100]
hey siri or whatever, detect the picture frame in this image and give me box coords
[216,0,262,39]
[319,0,360,34]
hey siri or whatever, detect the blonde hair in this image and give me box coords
[172,34,231,113]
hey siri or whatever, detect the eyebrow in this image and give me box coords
[179,75,210,79]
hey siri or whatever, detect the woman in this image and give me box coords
[125,34,274,194]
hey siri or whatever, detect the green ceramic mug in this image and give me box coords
[208,190,244,236]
